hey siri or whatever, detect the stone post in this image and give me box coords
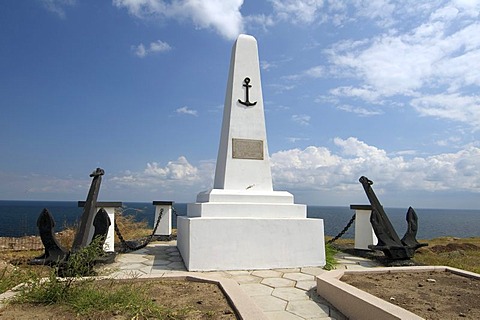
[350,204,377,250]
[152,201,173,236]
[78,201,122,252]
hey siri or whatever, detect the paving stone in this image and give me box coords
[261,277,295,288]
[251,270,283,278]
[341,255,371,262]
[168,256,183,262]
[117,255,149,264]
[358,261,380,267]
[251,295,287,312]
[166,261,186,270]
[239,283,273,296]
[283,272,314,282]
[264,311,304,320]
[119,263,148,270]
[300,267,326,276]
[295,280,317,291]
[272,287,309,301]
[148,269,166,276]
[273,268,301,273]
[231,275,262,284]
[202,271,232,279]
[286,300,330,319]
[151,254,170,261]
[330,308,349,320]
[225,270,251,276]
[152,259,170,266]
[343,264,371,270]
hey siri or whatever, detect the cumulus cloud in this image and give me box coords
[176,106,198,116]
[109,157,215,201]
[101,137,480,205]
[114,0,244,40]
[40,0,76,19]
[320,1,480,128]
[132,40,171,58]
[271,137,480,195]
[8,137,478,205]
[144,157,199,180]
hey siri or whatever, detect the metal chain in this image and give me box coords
[114,208,164,252]
[327,213,356,244]
[171,206,178,217]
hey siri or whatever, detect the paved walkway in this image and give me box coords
[105,241,380,320]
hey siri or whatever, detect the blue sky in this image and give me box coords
[1,0,479,209]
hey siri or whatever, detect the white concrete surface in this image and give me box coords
[353,207,378,250]
[153,201,173,236]
[178,34,325,271]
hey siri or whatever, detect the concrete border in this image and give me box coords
[317,266,480,320]
[0,273,267,320]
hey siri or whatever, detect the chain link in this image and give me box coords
[114,208,164,252]
[327,213,356,244]
[172,206,178,217]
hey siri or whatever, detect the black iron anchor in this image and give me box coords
[359,176,427,260]
[238,77,257,107]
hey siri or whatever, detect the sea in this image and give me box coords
[0,200,479,239]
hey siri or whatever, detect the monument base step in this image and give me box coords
[187,202,306,218]
[177,216,325,271]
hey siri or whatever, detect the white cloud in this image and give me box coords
[40,0,76,19]
[322,1,480,128]
[286,137,310,143]
[29,138,472,205]
[114,0,244,40]
[109,157,215,201]
[292,114,311,125]
[270,0,325,24]
[132,40,171,58]
[335,105,382,116]
[176,106,198,116]
[411,93,480,129]
[271,137,480,195]
[144,157,199,180]
[329,86,383,104]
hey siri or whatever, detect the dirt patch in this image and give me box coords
[0,279,237,320]
[342,271,480,320]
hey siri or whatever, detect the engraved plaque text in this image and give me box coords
[232,138,264,160]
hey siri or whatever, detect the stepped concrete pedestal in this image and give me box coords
[177,34,325,271]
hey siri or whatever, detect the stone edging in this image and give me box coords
[0,273,267,320]
[316,266,480,320]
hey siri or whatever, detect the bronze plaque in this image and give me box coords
[232,138,264,160]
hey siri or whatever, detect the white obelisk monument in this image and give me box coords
[177,34,325,271]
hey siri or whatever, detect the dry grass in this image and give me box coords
[113,209,152,242]
[414,237,480,274]
[0,212,153,294]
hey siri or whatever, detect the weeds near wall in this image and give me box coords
[324,243,338,271]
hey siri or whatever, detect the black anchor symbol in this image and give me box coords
[238,77,257,107]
